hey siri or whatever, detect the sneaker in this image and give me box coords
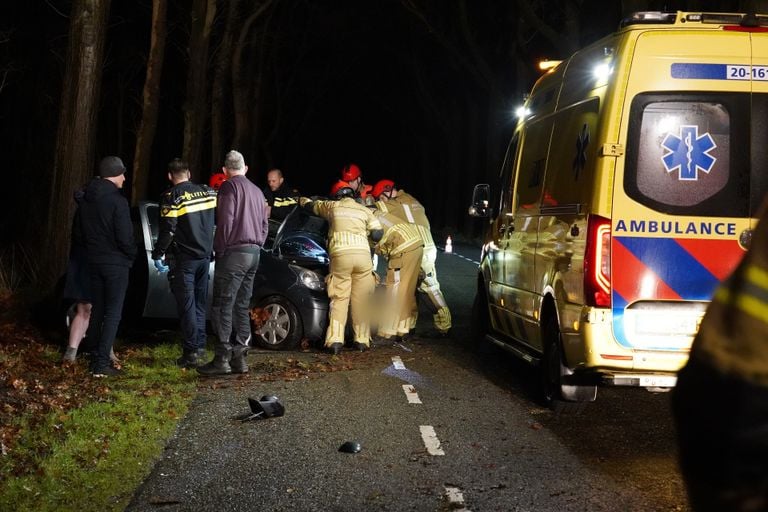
[92,365,123,377]
[62,346,78,363]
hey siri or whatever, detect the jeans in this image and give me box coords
[86,264,130,370]
[210,248,260,354]
[169,257,210,352]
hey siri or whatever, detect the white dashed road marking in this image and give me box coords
[391,356,406,370]
[419,425,445,455]
[402,384,422,404]
[444,486,470,511]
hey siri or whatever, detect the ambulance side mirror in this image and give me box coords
[468,184,492,218]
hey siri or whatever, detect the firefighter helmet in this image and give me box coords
[341,163,361,182]
[209,172,227,190]
[330,180,356,199]
[372,179,395,199]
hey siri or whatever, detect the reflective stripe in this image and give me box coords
[402,204,416,223]
[161,196,217,218]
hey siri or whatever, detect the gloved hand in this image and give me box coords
[153,258,169,273]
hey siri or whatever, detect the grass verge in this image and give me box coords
[0,342,197,512]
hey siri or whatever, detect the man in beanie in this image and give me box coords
[79,156,136,377]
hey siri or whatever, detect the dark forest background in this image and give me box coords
[0,0,763,289]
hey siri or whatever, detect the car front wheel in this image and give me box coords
[253,296,303,350]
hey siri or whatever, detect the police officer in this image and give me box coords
[372,180,451,336]
[672,200,768,511]
[152,158,217,368]
[370,199,424,345]
[264,168,299,220]
[300,180,383,353]
[341,163,375,206]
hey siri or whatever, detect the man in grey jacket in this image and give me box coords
[198,150,268,376]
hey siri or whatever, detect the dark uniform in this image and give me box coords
[672,201,768,511]
[152,182,216,366]
[264,181,299,220]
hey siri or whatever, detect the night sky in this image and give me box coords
[0,0,748,250]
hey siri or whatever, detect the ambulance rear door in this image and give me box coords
[611,28,754,356]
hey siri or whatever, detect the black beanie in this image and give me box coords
[99,156,126,178]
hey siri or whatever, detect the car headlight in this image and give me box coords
[293,266,325,291]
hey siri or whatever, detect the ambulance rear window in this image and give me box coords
[624,92,765,218]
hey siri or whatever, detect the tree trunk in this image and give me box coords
[210,0,241,173]
[43,0,111,286]
[132,0,168,205]
[231,0,273,156]
[183,0,216,183]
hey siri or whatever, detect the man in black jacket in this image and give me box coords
[264,168,298,221]
[79,156,136,377]
[152,158,216,368]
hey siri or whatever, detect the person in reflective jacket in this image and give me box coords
[152,158,216,368]
[672,199,768,511]
[300,181,383,353]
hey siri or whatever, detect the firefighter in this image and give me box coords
[341,163,375,206]
[372,180,451,336]
[370,200,424,345]
[671,200,768,511]
[300,180,383,353]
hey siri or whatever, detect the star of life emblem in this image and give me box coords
[660,125,717,181]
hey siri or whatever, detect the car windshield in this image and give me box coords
[268,204,327,250]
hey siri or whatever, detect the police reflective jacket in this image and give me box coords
[377,190,435,250]
[308,197,382,256]
[688,203,768,385]
[152,181,216,261]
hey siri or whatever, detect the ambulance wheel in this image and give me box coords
[541,313,569,406]
[541,311,597,407]
[253,296,302,350]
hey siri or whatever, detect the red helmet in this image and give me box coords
[209,172,227,190]
[372,179,395,199]
[341,163,361,181]
[330,180,355,199]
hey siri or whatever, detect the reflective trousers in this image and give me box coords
[409,246,451,333]
[325,251,375,346]
[378,246,423,337]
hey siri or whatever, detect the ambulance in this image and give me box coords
[469,11,768,403]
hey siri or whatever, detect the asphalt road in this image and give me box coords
[126,242,689,512]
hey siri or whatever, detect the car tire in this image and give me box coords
[253,296,303,350]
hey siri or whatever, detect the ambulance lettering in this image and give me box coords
[615,220,736,236]
[661,125,716,181]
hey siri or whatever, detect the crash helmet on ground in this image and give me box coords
[330,180,356,199]
[341,163,361,182]
[209,172,227,190]
[372,179,395,199]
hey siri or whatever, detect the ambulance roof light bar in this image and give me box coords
[621,11,768,29]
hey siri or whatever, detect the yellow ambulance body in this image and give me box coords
[469,11,768,403]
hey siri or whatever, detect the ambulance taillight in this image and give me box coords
[584,215,611,307]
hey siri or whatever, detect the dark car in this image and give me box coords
[134,201,330,350]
